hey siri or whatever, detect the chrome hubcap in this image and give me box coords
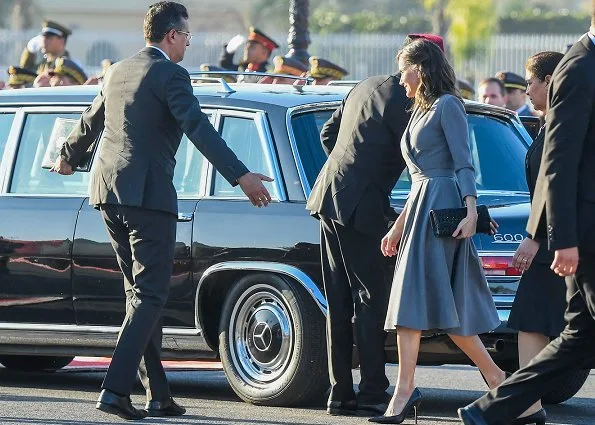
[229,284,294,387]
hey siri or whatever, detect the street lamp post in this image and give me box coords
[286,0,310,65]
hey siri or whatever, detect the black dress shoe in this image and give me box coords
[358,401,389,415]
[327,399,357,416]
[145,396,186,417]
[368,388,423,424]
[511,408,546,425]
[458,405,489,425]
[96,389,148,421]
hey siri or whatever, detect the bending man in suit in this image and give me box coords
[52,2,272,420]
[459,7,595,425]
[306,34,445,416]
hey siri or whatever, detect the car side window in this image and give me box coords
[9,113,90,195]
[0,112,15,165]
[174,135,206,196]
[212,115,276,198]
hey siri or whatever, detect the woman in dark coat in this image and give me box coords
[506,50,565,425]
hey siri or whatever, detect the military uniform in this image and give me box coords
[198,64,237,83]
[219,27,278,76]
[457,79,475,100]
[5,66,37,89]
[308,57,348,85]
[495,71,535,117]
[48,58,88,86]
[20,20,73,75]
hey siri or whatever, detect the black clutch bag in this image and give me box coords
[429,205,492,237]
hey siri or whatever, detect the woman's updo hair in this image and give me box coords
[397,38,459,112]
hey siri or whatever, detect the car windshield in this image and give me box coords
[291,110,529,194]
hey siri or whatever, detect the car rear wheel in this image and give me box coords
[0,355,74,371]
[218,273,328,406]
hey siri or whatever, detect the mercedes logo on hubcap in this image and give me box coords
[252,322,273,351]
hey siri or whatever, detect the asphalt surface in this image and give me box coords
[0,362,593,424]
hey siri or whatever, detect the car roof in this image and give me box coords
[0,83,350,108]
[0,83,519,122]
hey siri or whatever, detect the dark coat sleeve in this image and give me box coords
[165,66,249,185]
[320,99,344,155]
[539,59,594,250]
[219,45,238,71]
[61,87,106,167]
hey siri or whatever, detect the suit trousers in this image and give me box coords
[320,216,391,403]
[473,253,595,425]
[100,204,177,401]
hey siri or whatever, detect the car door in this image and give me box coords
[192,110,288,276]
[0,107,88,324]
[71,115,212,329]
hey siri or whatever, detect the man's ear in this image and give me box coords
[545,75,552,85]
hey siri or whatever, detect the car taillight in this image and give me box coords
[480,256,521,276]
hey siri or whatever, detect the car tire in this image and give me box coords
[218,273,329,406]
[0,355,74,371]
[542,368,590,404]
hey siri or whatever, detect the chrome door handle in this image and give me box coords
[177,213,193,222]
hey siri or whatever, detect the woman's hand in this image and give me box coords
[512,237,540,273]
[452,212,478,239]
[381,222,404,257]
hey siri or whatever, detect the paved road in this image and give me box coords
[0,361,593,424]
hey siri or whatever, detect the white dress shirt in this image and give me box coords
[147,45,170,61]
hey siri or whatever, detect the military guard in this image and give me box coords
[457,79,475,100]
[219,27,278,74]
[48,58,88,86]
[308,57,348,85]
[496,71,535,116]
[261,55,309,84]
[20,20,76,75]
[198,64,237,83]
[5,66,37,89]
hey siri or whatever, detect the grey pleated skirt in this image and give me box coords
[384,171,500,336]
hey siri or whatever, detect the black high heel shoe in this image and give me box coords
[511,408,546,425]
[368,388,423,424]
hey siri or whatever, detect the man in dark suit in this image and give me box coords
[306,72,408,417]
[459,6,595,425]
[306,34,445,416]
[52,2,272,420]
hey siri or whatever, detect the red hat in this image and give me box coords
[247,27,279,53]
[407,33,445,53]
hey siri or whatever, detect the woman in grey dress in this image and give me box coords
[369,39,505,424]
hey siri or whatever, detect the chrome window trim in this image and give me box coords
[255,111,287,201]
[0,322,200,336]
[1,107,88,196]
[205,109,285,201]
[478,251,515,257]
[286,102,342,198]
[175,111,216,199]
[0,108,23,193]
[195,261,327,330]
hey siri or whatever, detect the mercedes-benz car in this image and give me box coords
[0,81,590,406]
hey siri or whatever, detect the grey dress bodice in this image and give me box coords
[403,94,476,199]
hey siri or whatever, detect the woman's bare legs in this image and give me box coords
[384,326,422,416]
[516,331,550,416]
[448,334,506,389]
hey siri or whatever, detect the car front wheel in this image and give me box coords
[218,273,328,406]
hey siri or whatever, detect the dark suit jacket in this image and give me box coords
[306,75,410,239]
[527,34,595,253]
[525,127,552,264]
[61,47,249,216]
